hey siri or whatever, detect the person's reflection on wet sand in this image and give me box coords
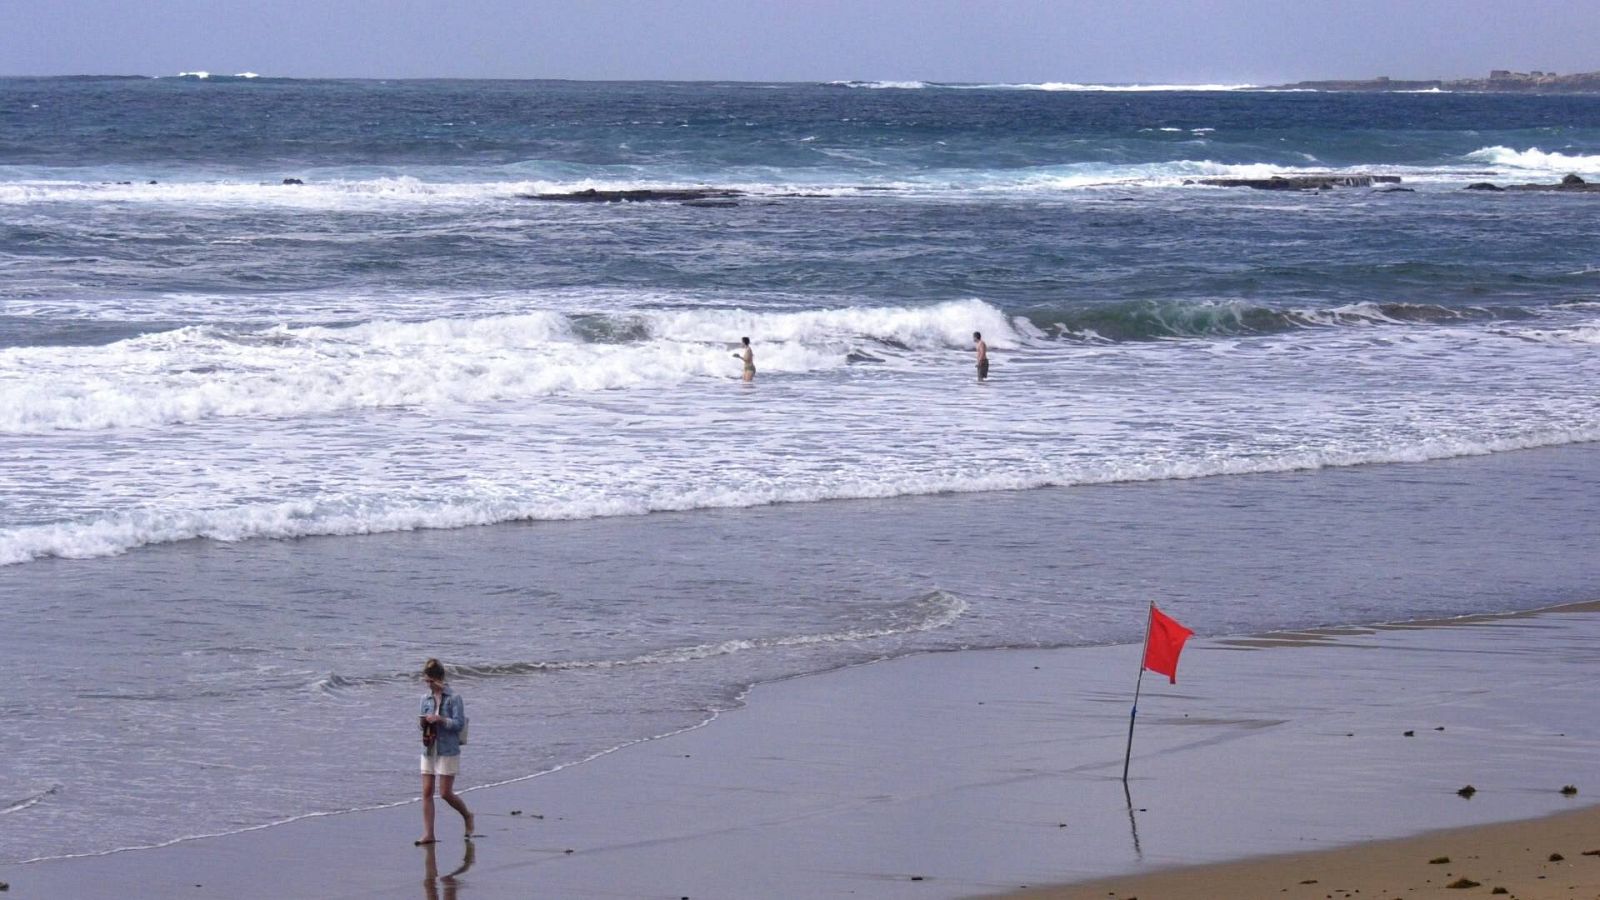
[422,838,475,900]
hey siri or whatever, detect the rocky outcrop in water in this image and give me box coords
[517,188,744,203]
[1463,173,1600,192]
[1188,174,1402,191]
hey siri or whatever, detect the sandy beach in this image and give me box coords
[4,602,1598,898]
[1009,804,1600,899]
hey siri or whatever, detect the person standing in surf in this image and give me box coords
[734,336,755,382]
[973,331,989,382]
[417,658,473,844]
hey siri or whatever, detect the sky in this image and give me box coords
[3,0,1598,83]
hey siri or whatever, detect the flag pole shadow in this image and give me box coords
[1122,780,1143,860]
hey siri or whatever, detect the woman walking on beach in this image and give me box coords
[417,658,473,844]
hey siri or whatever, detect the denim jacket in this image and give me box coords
[419,687,466,757]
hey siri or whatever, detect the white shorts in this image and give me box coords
[420,753,460,777]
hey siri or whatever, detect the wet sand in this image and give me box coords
[3,604,1598,898]
[1005,804,1600,899]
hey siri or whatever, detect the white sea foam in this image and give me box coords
[6,421,1598,568]
[828,80,1254,92]
[830,80,928,89]
[0,285,787,324]
[0,175,543,209]
[1465,146,1600,174]
[0,158,1437,208]
[965,82,1255,92]
[0,299,1023,433]
[1506,325,1600,344]
[1295,302,1427,326]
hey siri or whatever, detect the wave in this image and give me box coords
[464,591,967,673]
[828,80,1255,92]
[0,159,1418,208]
[1464,145,1600,174]
[1031,299,1511,342]
[6,423,1599,567]
[4,296,1576,434]
[0,175,517,208]
[7,152,1581,206]
[0,299,1023,433]
[962,82,1256,92]
[1502,324,1600,344]
[314,591,966,692]
[828,80,930,89]
[1,785,61,815]
[168,71,263,81]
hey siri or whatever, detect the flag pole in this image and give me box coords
[1121,602,1154,783]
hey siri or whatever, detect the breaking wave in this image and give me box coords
[964,82,1256,92]
[1031,299,1514,342]
[4,296,1578,434]
[1465,146,1600,175]
[827,80,930,90]
[6,421,1600,567]
[0,300,1023,433]
[0,159,1413,208]
[829,80,1255,92]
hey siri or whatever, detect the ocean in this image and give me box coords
[2,76,1598,865]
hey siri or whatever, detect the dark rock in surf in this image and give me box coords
[1467,174,1600,192]
[517,188,744,203]
[1195,174,1401,190]
[1506,177,1600,192]
[282,178,304,185]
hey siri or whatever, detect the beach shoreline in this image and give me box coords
[6,74,1600,900]
[5,602,1599,898]
[1002,804,1600,899]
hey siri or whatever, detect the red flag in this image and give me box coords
[1142,605,1193,684]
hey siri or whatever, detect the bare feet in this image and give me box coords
[463,813,476,837]
[414,837,438,845]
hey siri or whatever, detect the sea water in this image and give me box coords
[1,77,1598,863]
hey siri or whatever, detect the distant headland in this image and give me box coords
[1270,69,1600,93]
